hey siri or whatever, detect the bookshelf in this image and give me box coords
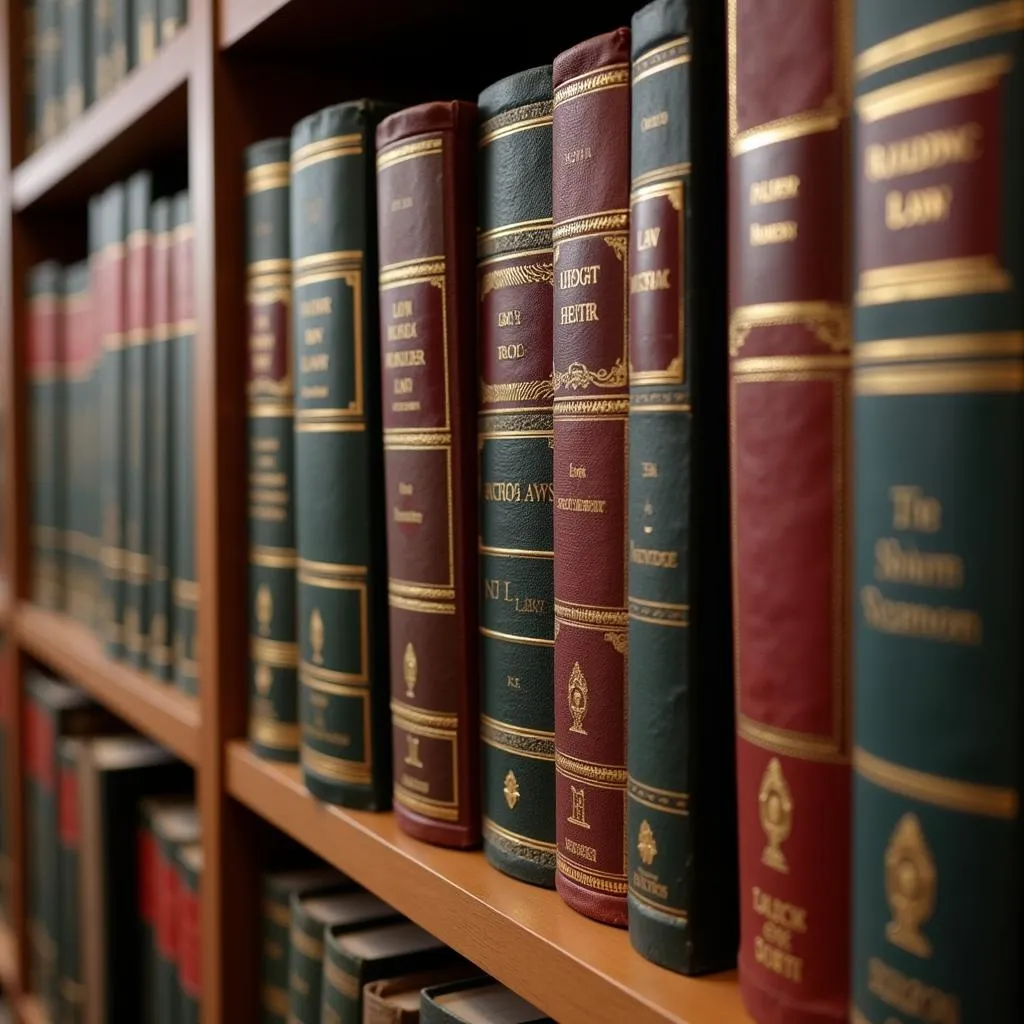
[0,1,749,1021]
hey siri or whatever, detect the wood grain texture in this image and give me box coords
[0,920,17,993]
[227,743,747,1024]
[15,605,200,764]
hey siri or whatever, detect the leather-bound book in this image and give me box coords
[148,197,175,679]
[851,4,1024,1022]
[175,843,202,1024]
[92,0,111,100]
[111,0,132,82]
[61,0,91,122]
[364,967,482,1024]
[419,978,552,1024]
[627,0,737,973]
[135,0,158,65]
[38,0,61,140]
[56,739,83,1024]
[291,101,398,804]
[728,0,852,1019]
[477,67,557,888]
[171,192,199,694]
[158,0,184,43]
[551,27,631,926]
[245,138,298,762]
[375,102,480,847]
[87,195,105,634]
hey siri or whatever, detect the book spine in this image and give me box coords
[245,140,298,763]
[111,0,131,83]
[57,747,83,1024]
[177,854,201,1024]
[60,0,89,122]
[136,0,157,63]
[171,193,199,694]
[727,0,852,1019]
[40,704,59,1016]
[148,200,175,678]
[627,0,737,974]
[93,0,111,99]
[261,887,291,1024]
[375,102,480,847]
[288,904,326,1024]
[476,68,557,888]
[25,0,36,152]
[24,697,49,1005]
[155,836,181,1024]
[851,5,1024,1022]
[87,197,104,636]
[38,0,61,141]
[125,174,153,669]
[321,938,363,1024]
[138,819,157,1024]
[157,0,183,43]
[551,29,631,926]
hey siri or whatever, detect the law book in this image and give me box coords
[28,260,65,610]
[157,0,183,43]
[171,191,199,694]
[148,197,175,678]
[375,101,480,848]
[176,843,202,1024]
[322,920,470,1024]
[124,171,154,669]
[25,0,36,152]
[289,889,401,1024]
[87,195,105,634]
[99,182,129,660]
[851,4,1024,1022]
[476,66,557,888]
[363,967,483,1024]
[61,0,91,122]
[134,0,157,64]
[262,867,348,1024]
[245,138,298,762]
[419,978,552,1024]
[38,0,62,141]
[727,0,852,1019]
[152,803,199,1024]
[110,0,132,83]
[92,0,112,100]
[551,27,631,927]
[290,101,397,803]
[63,737,192,1024]
[56,739,84,1024]
[626,0,737,973]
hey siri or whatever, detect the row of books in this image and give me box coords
[26,0,187,151]
[27,173,199,693]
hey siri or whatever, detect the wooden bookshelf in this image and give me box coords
[17,996,47,1024]
[0,920,16,993]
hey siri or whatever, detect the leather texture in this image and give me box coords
[291,102,399,807]
[627,0,737,976]
[477,67,556,888]
[363,968,480,1024]
[852,5,1024,1023]
[376,101,481,848]
[552,27,631,927]
[419,977,552,1024]
[245,138,299,764]
[729,1,851,1020]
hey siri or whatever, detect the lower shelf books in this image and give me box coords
[420,977,551,1024]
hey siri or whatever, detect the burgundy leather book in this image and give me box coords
[552,27,631,926]
[375,102,480,848]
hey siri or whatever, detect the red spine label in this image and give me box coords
[58,766,79,845]
[178,881,201,996]
[155,851,180,961]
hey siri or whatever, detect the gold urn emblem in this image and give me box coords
[885,813,936,958]
[310,608,324,664]
[568,661,589,735]
[637,820,658,866]
[403,642,418,699]
[758,757,793,874]
[254,663,272,696]
[256,584,273,636]
[503,770,520,810]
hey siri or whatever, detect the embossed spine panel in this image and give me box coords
[171,193,199,694]
[628,0,737,974]
[291,102,398,806]
[551,28,631,927]
[477,67,556,888]
[728,1,852,1020]
[376,102,481,847]
[246,139,299,762]
[148,198,175,680]
[125,172,154,669]
[852,4,1024,1022]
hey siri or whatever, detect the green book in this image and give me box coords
[246,138,298,761]
[176,843,202,1024]
[288,889,400,1024]
[124,171,154,670]
[852,3,1024,1022]
[420,978,552,1024]
[171,191,198,694]
[87,195,105,636]
[56,739,84,1024]
[322,920,469,1024]
[92,0,112,100]
[37,0,62,141]
[289,100,398,807]
[134,0,157,64]
[156,0,183,44]
[60,0,91,122]
[261,867,347,1024]
[110,0,132,84]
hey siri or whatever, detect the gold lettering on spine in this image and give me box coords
[568,786,590,828]
[752,885,808,982]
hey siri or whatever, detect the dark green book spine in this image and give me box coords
[41,706,60,1016]
[25,691,49,1006]
[261,883,294,1024]
[290,101,396,808]
[176,847,201,1024]
[92,0,111,99]
[101,184,128,660]
[852,4,1024,1022]
[246,139,298,761]
[288,897,327,1024]
[135,0,156,63]
[476,68,556,888]
[124,172,153,670]
[57,744,83,1024]
[87,196,105,636]
[155,832,182,1024]
[171,192,198,694]
[111,0,132,83]
[156,0,183,43]
[148,198,175,679]
[38,0,61,141]
[321,937,361,1024]
[60,0,91,122]
[627,0,736,975]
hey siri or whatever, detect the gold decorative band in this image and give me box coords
[292,249,361,273]
[245,161,289,194]
[738,714,846,764]
[729,300,850,356]
[382,429,451,447]
[855,332,1024,365]
[376,136,443,170]
[378,259,445,286]
[855,746,1019,818]
[301,744,371,785]
[389,594,455,615]
[479,259,553,298]
[856,255,1011,306]
[479,543,553,560]
[297,557,366,578]
[480,377,555,405]
[478,101,553,145]
[481,715,555,759]
[554,63,629,107]
[289,925,322,960]
[250,636,299,667]
[478,113,553,147]
[262,984,289,1016]
[855,359,1024,395]
[632,36,691,85]
[628,596,689,628]
[250,717,299,750]
[554,601,628,628]
[483,818,557,867]
[173,579,200,607]
[251,545,298,569]
[391,699,458,732]
[556,750,626,788]
[557,855,627,895]
[628,775,689,816]
[262,898,290,926]
[479,625,554,649]
[477,218,552,245]
[731,353,851,376]
[629,885,689,920]
[393,787,459,822]
[291,133,363,171]
[324,957,360,998]
[551,210,629,244]
[388,580,454,601]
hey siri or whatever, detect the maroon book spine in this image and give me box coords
[375,102,480,848]
[552,27,632,926]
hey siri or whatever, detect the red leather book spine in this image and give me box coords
[551,28,631,926]
[727,1,852,1020]
[375,102,480,848]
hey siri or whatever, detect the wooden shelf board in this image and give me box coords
[227,744,745,1024]
[11,27,192,210]
[0,920,16,993]
[16,605,200,765]
[0,579,9,628]
[17,995,48,1024]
